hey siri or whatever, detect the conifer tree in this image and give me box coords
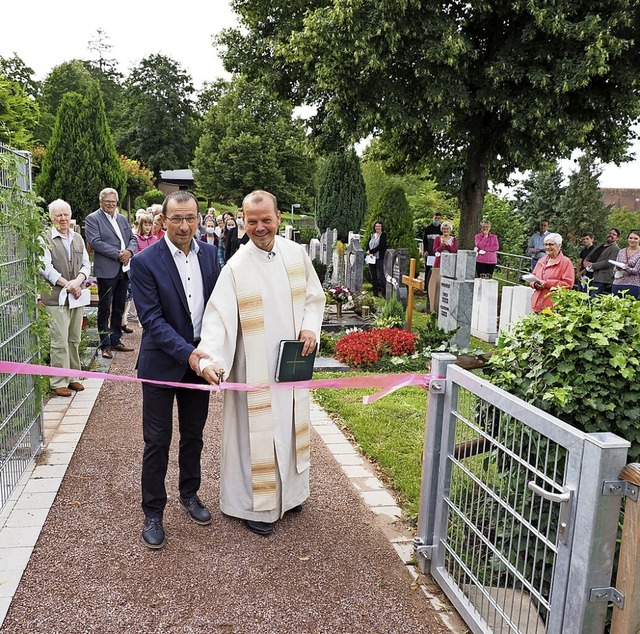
[36,82,125,221]
[368,184,417,258]
[316,149,366,241]
[36,92,86,211]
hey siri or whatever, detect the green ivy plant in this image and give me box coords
[485,288,640,461]
[0,150,49,397]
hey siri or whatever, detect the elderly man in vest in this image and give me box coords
[39,199,91,397]
[196,190,326,537]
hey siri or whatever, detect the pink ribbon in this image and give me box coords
[0,360,440,404]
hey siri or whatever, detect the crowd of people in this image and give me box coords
[38,187,325,548]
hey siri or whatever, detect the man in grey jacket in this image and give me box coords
[85,187,138,358]
[583,228,621,297]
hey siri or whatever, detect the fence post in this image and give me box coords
[414,352,457,574]
[562,432,630,634]
[610,463,640,634]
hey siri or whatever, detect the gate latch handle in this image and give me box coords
[527,481,571,504]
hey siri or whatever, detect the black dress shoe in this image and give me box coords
[289,504,303,513]
[179,495,212,525]
[244,519,274,536]
[121,326,134,334]
[142,517,165,549]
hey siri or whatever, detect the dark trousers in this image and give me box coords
[589,282,611,298]
[97,270,129,348]
[368,259,385,297]
[141,369,210,518]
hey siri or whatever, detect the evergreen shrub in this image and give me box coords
[485,289,640,460]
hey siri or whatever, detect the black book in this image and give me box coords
[275,340,317,382]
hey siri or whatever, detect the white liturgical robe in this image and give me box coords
[198,236,326,522]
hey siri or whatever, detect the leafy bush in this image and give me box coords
[319,330,341,356]
[312,259,328,284]
[334,327,417,369]
[298,226,319,244]
[373,295,405,328]
[414,312,451,350]
[485,289,640,460]
[351,290,377,315]
[142,189,165,206]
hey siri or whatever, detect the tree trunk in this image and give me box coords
[458,140,489,250]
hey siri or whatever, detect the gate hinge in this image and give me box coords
[413,537,434,560]
[428,379,446,394]
[602,480,639,501]
[589,586,625,609]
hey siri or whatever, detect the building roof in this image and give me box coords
[159,169,194,183]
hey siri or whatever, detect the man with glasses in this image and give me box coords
[85,188,138,359]
[130,190,220,549]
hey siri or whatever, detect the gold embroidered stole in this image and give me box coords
[232,240,310,511]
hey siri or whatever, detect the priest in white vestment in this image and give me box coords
[198,190,326,536]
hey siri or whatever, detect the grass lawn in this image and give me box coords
[313,297,496,523]
[313,371,429,522]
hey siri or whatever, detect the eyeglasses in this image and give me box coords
[543,243,556,247]
[165,216,199,225]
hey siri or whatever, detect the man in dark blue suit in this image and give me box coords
[130,191,220,549]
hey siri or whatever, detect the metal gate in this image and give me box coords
[415,353,629,634]
[0,143,43,512]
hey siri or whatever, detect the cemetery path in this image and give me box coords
[1,327,453,634]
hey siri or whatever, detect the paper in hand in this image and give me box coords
[522,273,541,283]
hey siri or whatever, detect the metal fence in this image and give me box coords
[416,354,629,634]
[0,143,43,512]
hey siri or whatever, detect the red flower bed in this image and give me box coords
[334,328,418,369]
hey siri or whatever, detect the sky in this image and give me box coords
[1,0,638,190]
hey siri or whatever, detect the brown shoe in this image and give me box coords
[112,343,134,352]
[68,382,85,392]
[101,347,113,359]
[54,387,72,397]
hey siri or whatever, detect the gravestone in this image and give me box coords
[346,237,364,292]
[348,231,361,245]
[471,278,499,343]
[331,243,346,286]
[499,285,534,334]
[309,238,321,262]
[438,250,476,348]
[284,225,295,241]
[384,248,408,305]
[320,228,337,266]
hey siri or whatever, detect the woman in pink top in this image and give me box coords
[428,221,457,313]
[530,233,574,312]
[474,219,500,278]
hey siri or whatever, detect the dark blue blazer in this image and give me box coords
[130,238,220,382]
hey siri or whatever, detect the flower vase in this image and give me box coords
[336,302,343,318]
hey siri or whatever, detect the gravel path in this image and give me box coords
[1,328,452,634]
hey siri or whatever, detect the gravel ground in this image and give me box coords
[2,328,452,634]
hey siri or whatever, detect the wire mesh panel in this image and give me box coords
[422,364,627,634]
[0,144,42,512]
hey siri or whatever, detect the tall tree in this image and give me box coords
[118,54,198,176]
[0,74,39,149]
[555,155,609,253]
[36,60,94,144]
[368,184,417,257]
[0,54,40,98]
[193,76,314,207]
[515,166,565,238]
[36,83,125,221]
[219,0,640,248]
[316,149,367,240]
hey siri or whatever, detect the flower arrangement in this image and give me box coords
[334,327,418,369]
[84,279,99,295]
[326,284,352,305]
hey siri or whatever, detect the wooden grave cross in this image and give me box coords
[402,258,424,332]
